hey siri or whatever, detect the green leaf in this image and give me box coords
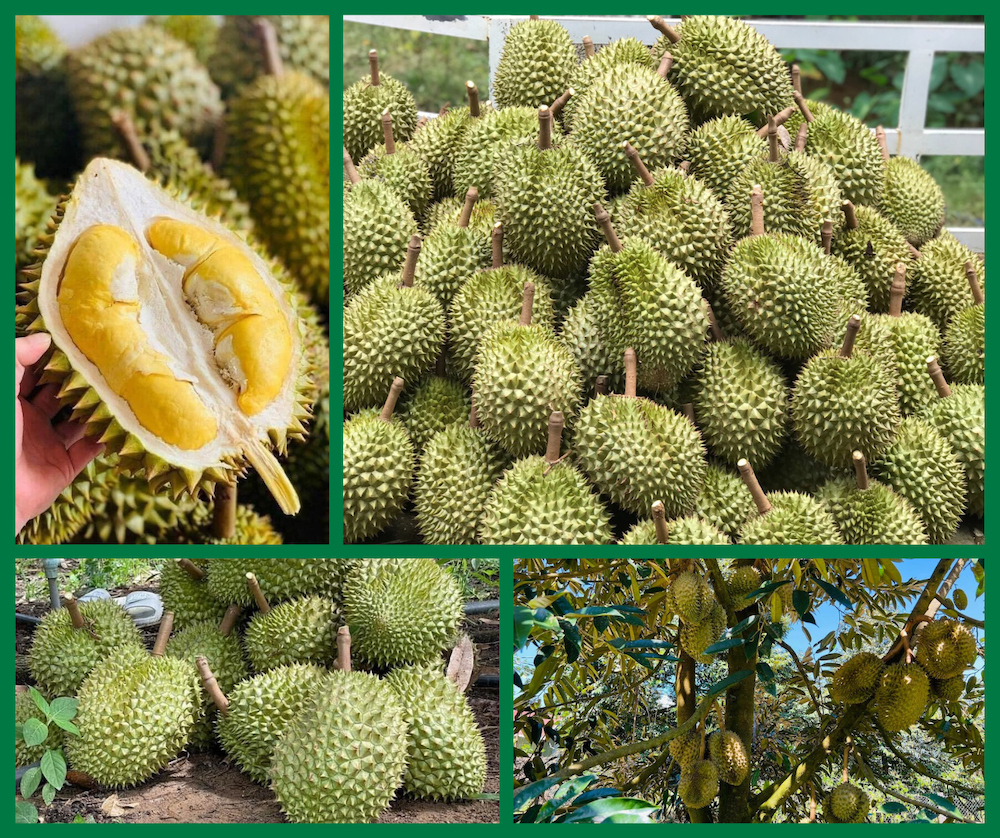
[811,51,846,84]
[513,606,561,651]
[41,748,67,790]
[22,718,48,748]
[20,766,42,799]
[47,697,79,725]
[15,801,39,824]
[29,687,50,717]
[559,620,581,664]
[607,639,672,650]
[53,719,80,736]
[950,62,985,97]
[42,782,57,806]
[930,55,949,91]
[15,721,24,743]
[514,776,565,812]
[536,776,595,822]
[561,797,658,824]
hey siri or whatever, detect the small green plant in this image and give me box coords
[514,774,658,823]
[15,688,80,825]
[439,559,500,599]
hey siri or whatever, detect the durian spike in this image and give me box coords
[841,200,859,230]
[212,482,238,540]
[368,49,380,86]
[176,558,207,582]
[852,450,870,491]
[840,315,862,358]
[246,572,271,613]
[219,605,242,637]
[381,110,396,154]
[791,63,802,96]
[875,125,890,161]
[255,17,284,77]
[767,117,780,163]
[651,500,669,544]
[466,81,482,117]
[821,220,833,255]
[623,141,654,187]
[965,260,985,304]
[343,148,361,183]
[335,626,353,672]
[458,187,478,228]
[907,242,922,260]
[551,88,574,117]
[401,234,421,287]
[537,105,553,150]
[738,458,773,515]
[544,411,565,465]
[755,106,795,137]
[656,52,673,78]
[681,403,696,424]
[491,222,504,268]
[624,348,638,397]
[927,357,952,398]
[63,594,85,629]
[648,15,680,43]
[469,393,481,428]
[379,377,406,422]
[152,612,175,656]
[244,442,299,514]
[888,263,907,316]
[519,282,536,325]
[196,655,230,714]
[593,203,622,252]
[111,111,151,173]
[595,374,609,396]
[794,122,808,152]
[750,185,765,236]
[706,302,724,342]
[793,90,813,122]
[582,35,595,58]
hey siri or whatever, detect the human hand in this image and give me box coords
[15,334,103,536]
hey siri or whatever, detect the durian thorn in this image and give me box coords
[794,122,808,152]
[400,235,421,287]
[246,572,271,613]
[466,81,481,117]
[681,402,696,425]
[907,241,922,260]
[840,315,862,358]
[255,17,284,77]
[219,605,242,637]
[821,220,834,255]
[63,594,85,629]
[537,105,553,150]
[737,458,772,515]
[623,348,638,398]
[197,655,230,715]
[656,51,673,78]
[469,393,481,428]
[459,187,478,228]
[111,111,151,173]
[875,125,890,161]
[152,611,175,656]
[793,90,814,122]
[965,260,985,304]
[582,35,596,58]
[593,203,622,252]
[767,117,780,162]
[841,200,858,230]
[623,141,654,187]
[648,15,680,43]
[519,282,536,325]
[594,374,609,397]
[749,185,765,236]
[491,222,504,268]
[244,439,299,515]
[545,411,565,465]
[380,377,405,422]
[651,501,669,544]
[852,450,870,491]
[551,88,573,117]
[381,109,396,153]
[791,63,802,96]
[335,626,353,672]
[927,357,952,398]
[369,49,380,85]
[212,482,238,540]
[889,264,907,316]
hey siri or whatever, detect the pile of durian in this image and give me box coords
[15,16,331,545]
[18,559,487,823]
[342,15,985,545]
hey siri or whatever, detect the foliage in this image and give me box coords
[16,688,80,824]
[439,558,500,599]
[15,559,155,602]
[514,774,657,823]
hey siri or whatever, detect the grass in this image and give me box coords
[438,559,500,600]
[16,559,158,602]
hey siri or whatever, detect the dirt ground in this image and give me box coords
[15,563,500,824]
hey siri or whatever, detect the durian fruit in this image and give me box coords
[829,652,884,704]
[678,759,720,809]
[342,176,418,297]
[17,158,314,515]
[562,38,656,130]
[931,675,965,703]
[915,619,977,680]
[693,464,758,539]
[15,158,55,270]
[343,236,446,412]
[691,338,788,469]
[386,663,487,800]
[210,15,329,98]
[472,284,581,458]
[620,512,730,545]
[726,565,762,607]
[343,378,414,543]
[493,106,605,280]
[160,560,228,630]
[148,15,218,64]
[67,25,222,160]
[558,292,625,396]
[686,116,767,204]
[422,195,496,250]
[206,559,341,607]
[708,730,749,785]
[479,411,612,544]
[452,106,546,201]
[575,349,707,518]
[492,17,576,112]
[225,38,329,306]
[942,263,985,385]
[271,669,409,823]
[791,315,901,468]
[667,571,716,626]
[669,729,702,770]
[245,593,339,673]
[179,502,285,545]
[165,617,248,749]
[816,451,927,545]
[826,782,870,823]
[953,590,970,611]
[588,212,709,391]
[830,202,912,312]
[873,661,930,731]
[680,601,727,662]
[15,690,63,767]
[400,375,471,454]
[570,58,689,194]
[909,233,985,332]
[920,360,985,518]
[757,437,842,496]
[414,403,508,544]
[649,15,794,123]
[67,638,200,788]
[15,16,81,178]
[785,100,886,207]
[612,152,732,289]
[358,110,433,220]
[216,662,327,783]
[869,125,944,247]
[29,596,144,697]
[80,468,199,545]
[343,49,417,163]
[16,457,114,545]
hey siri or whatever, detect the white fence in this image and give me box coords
[345,15,985,250]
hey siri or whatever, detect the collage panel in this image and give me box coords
[514,559,984,823]
[15,558,500,823]
[15,15,331,548]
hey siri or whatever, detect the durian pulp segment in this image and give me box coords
[37,159,301,512]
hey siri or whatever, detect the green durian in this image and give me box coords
[686,116,767,203]
[678,759,720,809]
[918,381,984,518]
[932,675,966,703]
[206,559,341,607]
[738,489,844,545]
[709,730,750,785]
[15,158,55,270]
[726,565,763,606]
[915,619,976,680]
[452,107,546,201]
[909,233,985,331]
[148,15,218,64]
[492,18,576,111]
[400,376,471,454]
[422,196,496,249]
[943,284,984,386]
[873,662,929,731]
[558,291,625,395]
[827,782,870,823]
[830,203,912,312]
[15,690,63,767]
[669,730,703,769]
[244,596,339,673]
[879,155,945,246]
[413,194,493,307]
[160,560,228,630]
[359,135,433,220]
[342,179,418,297]
[829,652,884,704]
[80,470,199,545]
[680,601,728,663]
[694,464,758,539]
[342,54,417,163]
[667,571,716,626]
[816,468,928,545]
[563,38,656,130]
[620,515,729,545]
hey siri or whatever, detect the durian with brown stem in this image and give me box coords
[831,200,913,312]
[686,115,767,205]
[737,459,844,544]
[908,233,985,332]
[179,490,285,545]
[359,109,433,220]
[160,560,228,630]
[492,16,576,112]
[343,48,417,163]
[619,500,730,545]
[942,261,985,385]
[874,126,945,247]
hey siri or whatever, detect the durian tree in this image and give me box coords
[514,559,984,824]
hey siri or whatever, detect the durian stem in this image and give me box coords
[841,200,858,230]
[965,260,985,304]
[791,63,802,96]
[219,604,242,637]
[888,263,906,316]
[466,81,481,117]
[401,235,421,287]
[821,220,833,255]
[551,88,574,118]
[382,110,396,154]
[852,450,870,490]
[537,105,553,150]
[469,394,480,428]
[842,744,850,780]
[459,187,478,228]
[111,112,151,173]
[491,222,504,268]
[335,626,353,671]
[593,203,622,252]
[623,142,654,187]
[255,17,284,77]
[368,49,380,86]
[212,482,237,541]
[63,594,85,629]
[875,125,890,161]
[738,458,772,515]
[343,148,361,183]
[544,411,565,465]
[907,242,922,260]
[177,558,206,582]
[519,282,536,325]
[755,106,795,137]
[706,301,724,341]
[380,377,406,421]
[656,52,673,78]
[839,315,861,358]
[794,123,808,152]
[439,102,450,116]
[245,441,300,515]
[647,15,680,43]
[529,15,540,21]
[196,656,230,714]
[246,572,271,613]
[582,35,595,58]
[416,115,429,131]
[651,500,669,544]
[152,612,174,656]
[677,160,690,174]
[595,374,609,397]
[793,91,813,122]
[767,117,780,163]
[624,348,637,398]
[681,403,696,424]
[750,185,765,236]
[927,357,952,398]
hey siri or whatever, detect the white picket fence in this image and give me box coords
[345,15,985,250]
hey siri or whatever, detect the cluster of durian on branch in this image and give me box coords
[15,15,331,545]
[667,706,750,810]
[20,559,487,823]
[342,14,984,546]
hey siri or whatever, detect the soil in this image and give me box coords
[16,562,500,824]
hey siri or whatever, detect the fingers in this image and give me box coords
[15,333,51,368]
[53,415,89,448]
[30,384,63,421]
